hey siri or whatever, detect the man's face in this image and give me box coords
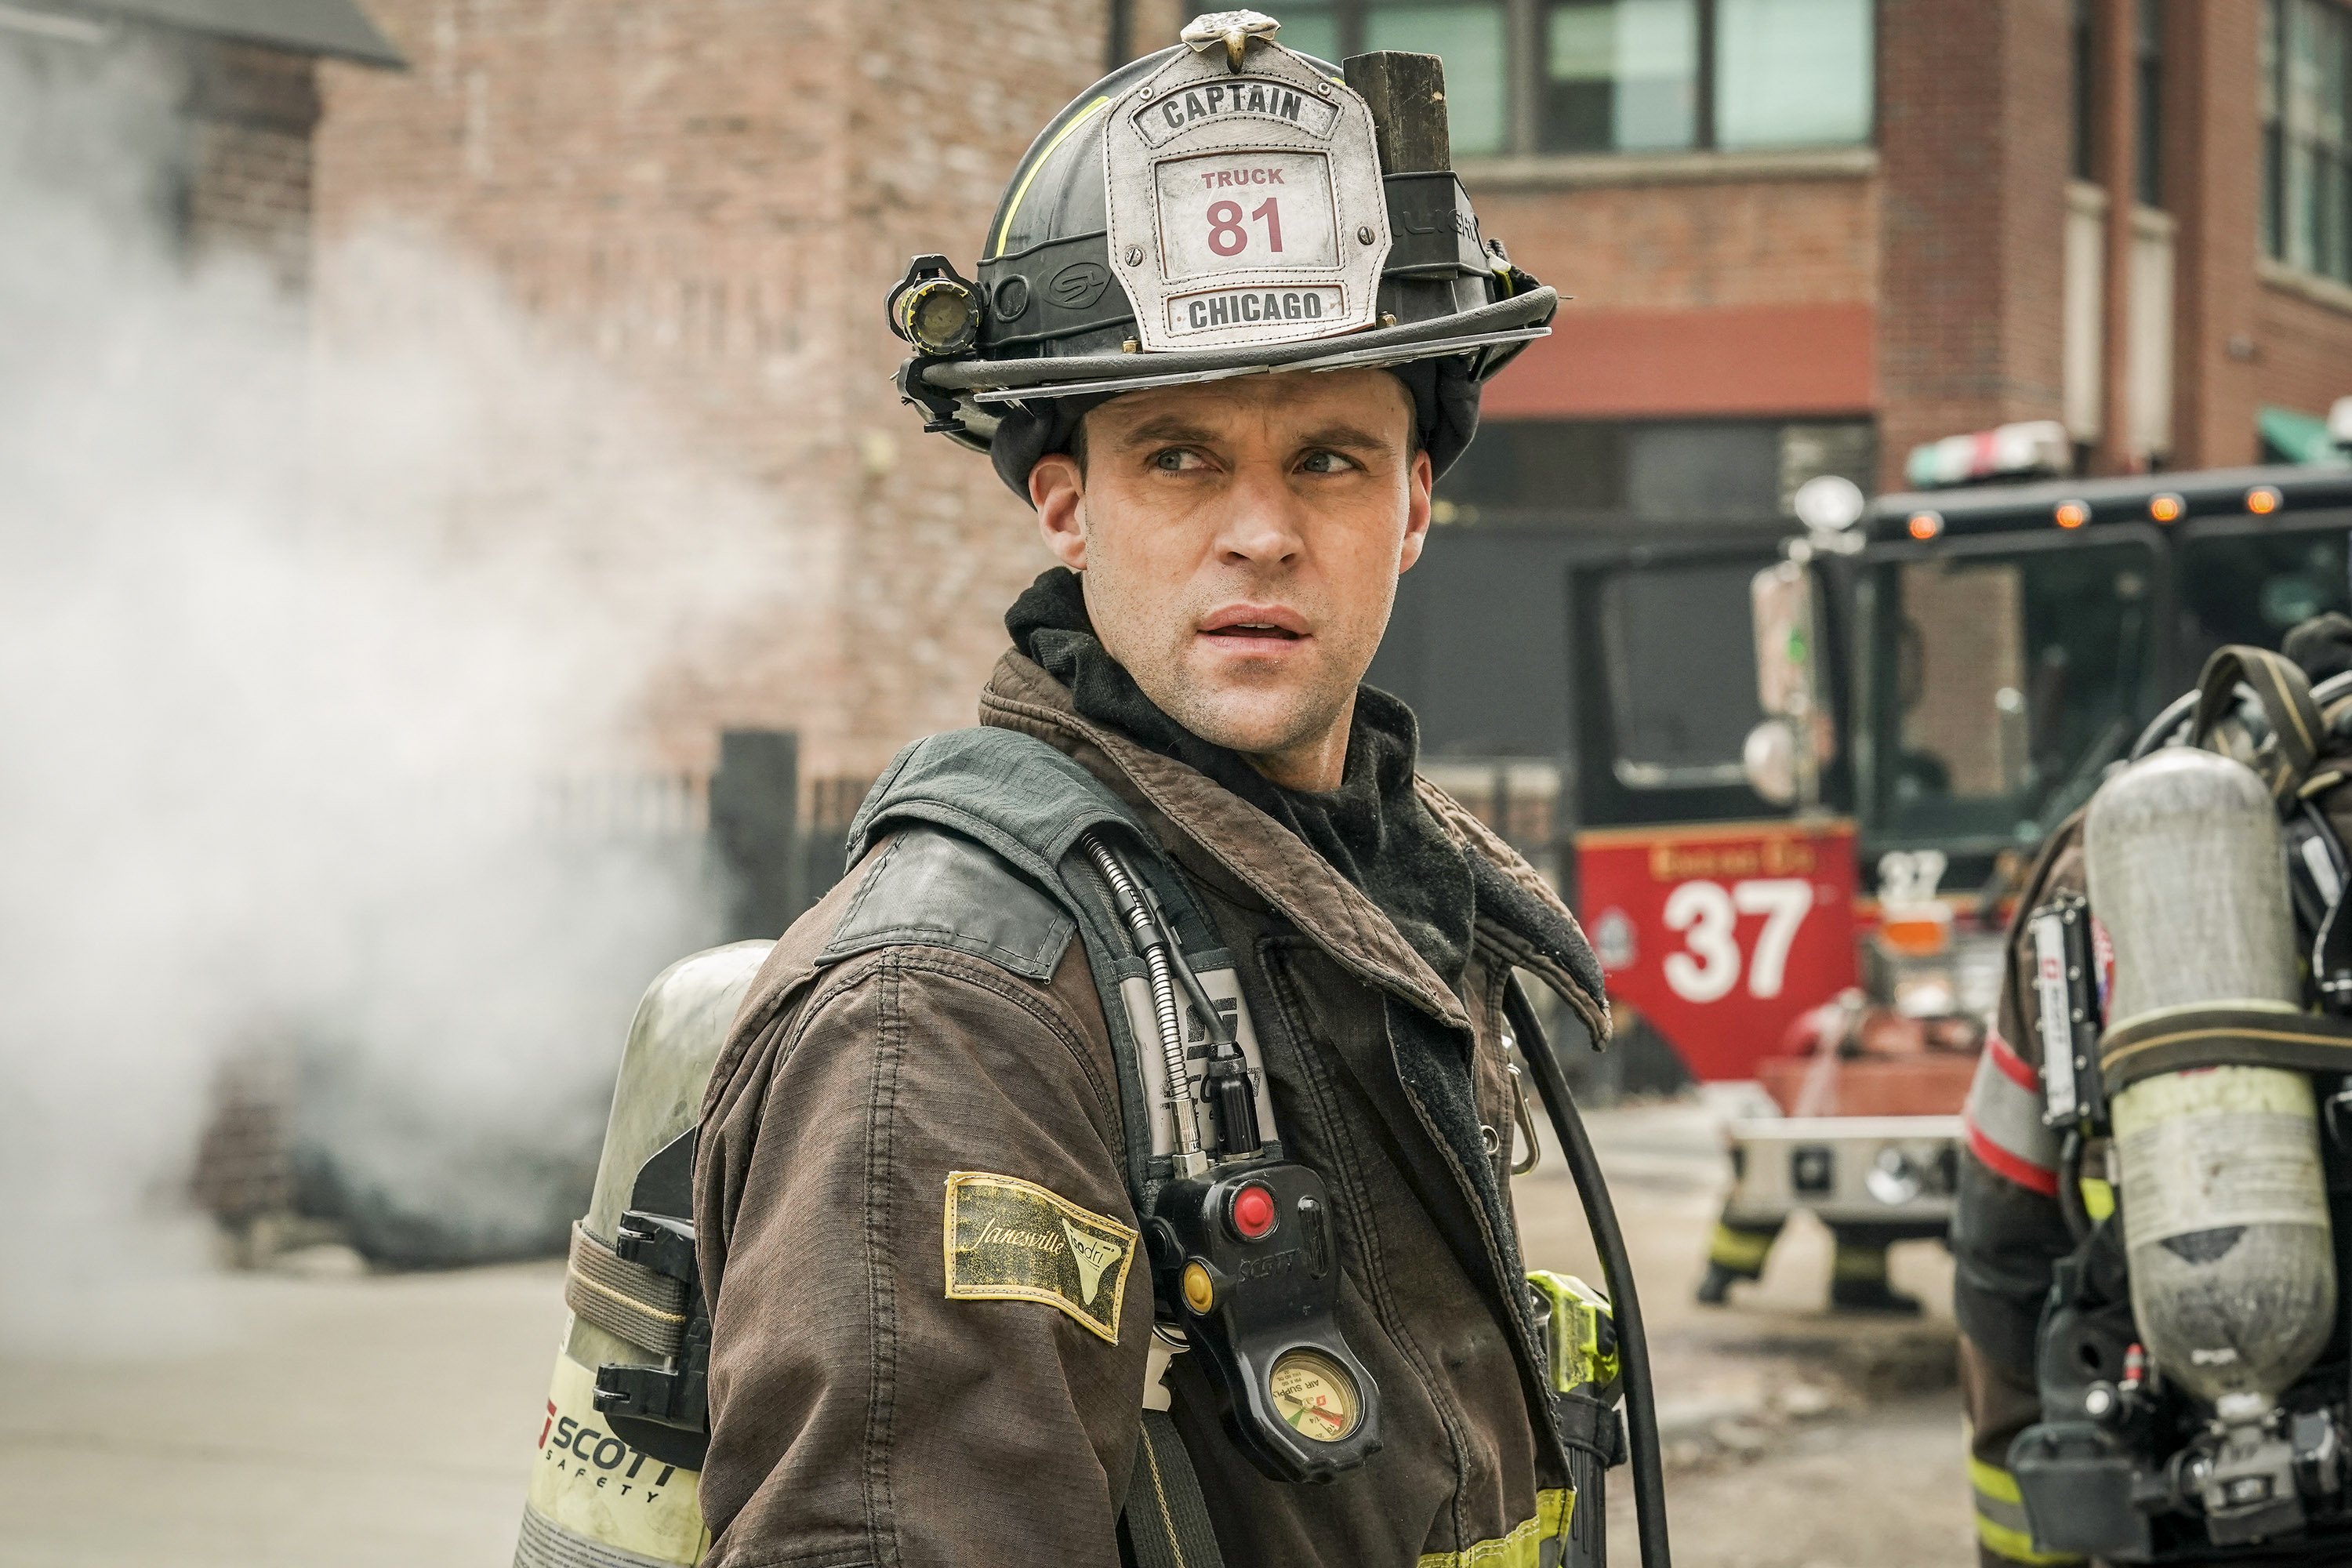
[1029,368,1432,789]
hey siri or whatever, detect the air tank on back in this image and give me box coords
[2085,746,2333,1415]
[514,940,773,1568]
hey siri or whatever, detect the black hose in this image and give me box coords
[2128,690,2197,761]
[2056,1130,2092,1245]
[1504,976,1671,1568]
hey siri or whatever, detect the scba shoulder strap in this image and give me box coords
[842,725,1276,1214]
[844,726,1258,1568]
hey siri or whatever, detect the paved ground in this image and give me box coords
[1523,1103,1973,1567]
[0,1102,1972,1566]
[0,1258,561,1566]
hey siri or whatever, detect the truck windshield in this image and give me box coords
[1864,540,2156,846]
[2174,523,2350,668]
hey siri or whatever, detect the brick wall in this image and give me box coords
[1876,0,2073,491]
[315,0,1109,782]
[2256,279,2352,430]
[1475,169,1879,419]
[835,2,1112,767]
[181,41,321,291]
[2164,0,2263,469]
[1481,172,1878,313]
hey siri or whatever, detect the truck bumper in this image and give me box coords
[1722,1114,1963,1231]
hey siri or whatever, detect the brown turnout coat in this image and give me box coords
[693,653,1609,1568]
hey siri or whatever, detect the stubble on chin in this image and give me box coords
[1089,579,1363,768]
[1158,653,1353,763]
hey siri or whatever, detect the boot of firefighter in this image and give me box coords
[1699,1215,1782,1305]
[1828,1232,1919,1315]
[514,940,772,1568]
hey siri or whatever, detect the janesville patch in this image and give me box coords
[944,1171,1138,1344]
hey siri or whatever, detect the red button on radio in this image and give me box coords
[1230,1182,1276,1241]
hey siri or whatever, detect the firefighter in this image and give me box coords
[671,16,1625,1568]
[1955,625,2352,1567]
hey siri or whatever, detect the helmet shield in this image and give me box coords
[1102,42,1391,352]
[887,11,1557,484]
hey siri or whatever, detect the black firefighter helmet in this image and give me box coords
[885,9,1559,496]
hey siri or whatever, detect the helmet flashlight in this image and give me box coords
[886,256,983,356]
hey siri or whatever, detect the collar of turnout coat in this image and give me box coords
[975,651,1610,1044]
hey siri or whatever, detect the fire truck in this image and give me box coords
[1568,428,2352,1253]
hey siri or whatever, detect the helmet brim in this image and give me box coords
[924,285,1559,402]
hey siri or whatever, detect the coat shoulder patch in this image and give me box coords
[943,1170,1138,1344]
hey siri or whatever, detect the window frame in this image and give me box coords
[1200,0,1878,160]
[2261,0,2352,285]
[2134,0,2162,207]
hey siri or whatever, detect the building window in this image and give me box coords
[2135,0,2162,205]
[1436,418,1874,525]
[2263,0,2352,284]
[1713,0,1875,149]
[1203,0,1871,158]
[1543,0,1700,152]
[1366,2,1512,155]
[1265,2,1343,62]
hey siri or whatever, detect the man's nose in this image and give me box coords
[1212,464,1305,565]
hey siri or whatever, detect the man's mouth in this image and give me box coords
[1199,606,1308,644]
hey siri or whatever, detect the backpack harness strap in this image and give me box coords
[2098,1002,2352,1093]
[2189,644,2328,802]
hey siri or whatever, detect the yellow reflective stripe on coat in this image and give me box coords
[1969,1456,2081,1566]
[2081,1175,2115,1222]
[1415,1488,1575,1568]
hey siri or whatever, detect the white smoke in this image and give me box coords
[0,38,826,1348]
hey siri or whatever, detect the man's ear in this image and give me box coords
[1396,447,1434,574]
[1031,452,1087,570]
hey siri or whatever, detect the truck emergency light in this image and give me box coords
[1870,467,2352,541]
[1904,419,2072,490]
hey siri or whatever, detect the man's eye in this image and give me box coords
[1299,449,1360,475]
[1152,448,1207,472]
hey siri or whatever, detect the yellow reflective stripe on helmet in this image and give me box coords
[1708,1223,1774,1271]
[1969,1457,2082,1565]
[992,96,1112,258]
[1414,1488,1574,1568]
